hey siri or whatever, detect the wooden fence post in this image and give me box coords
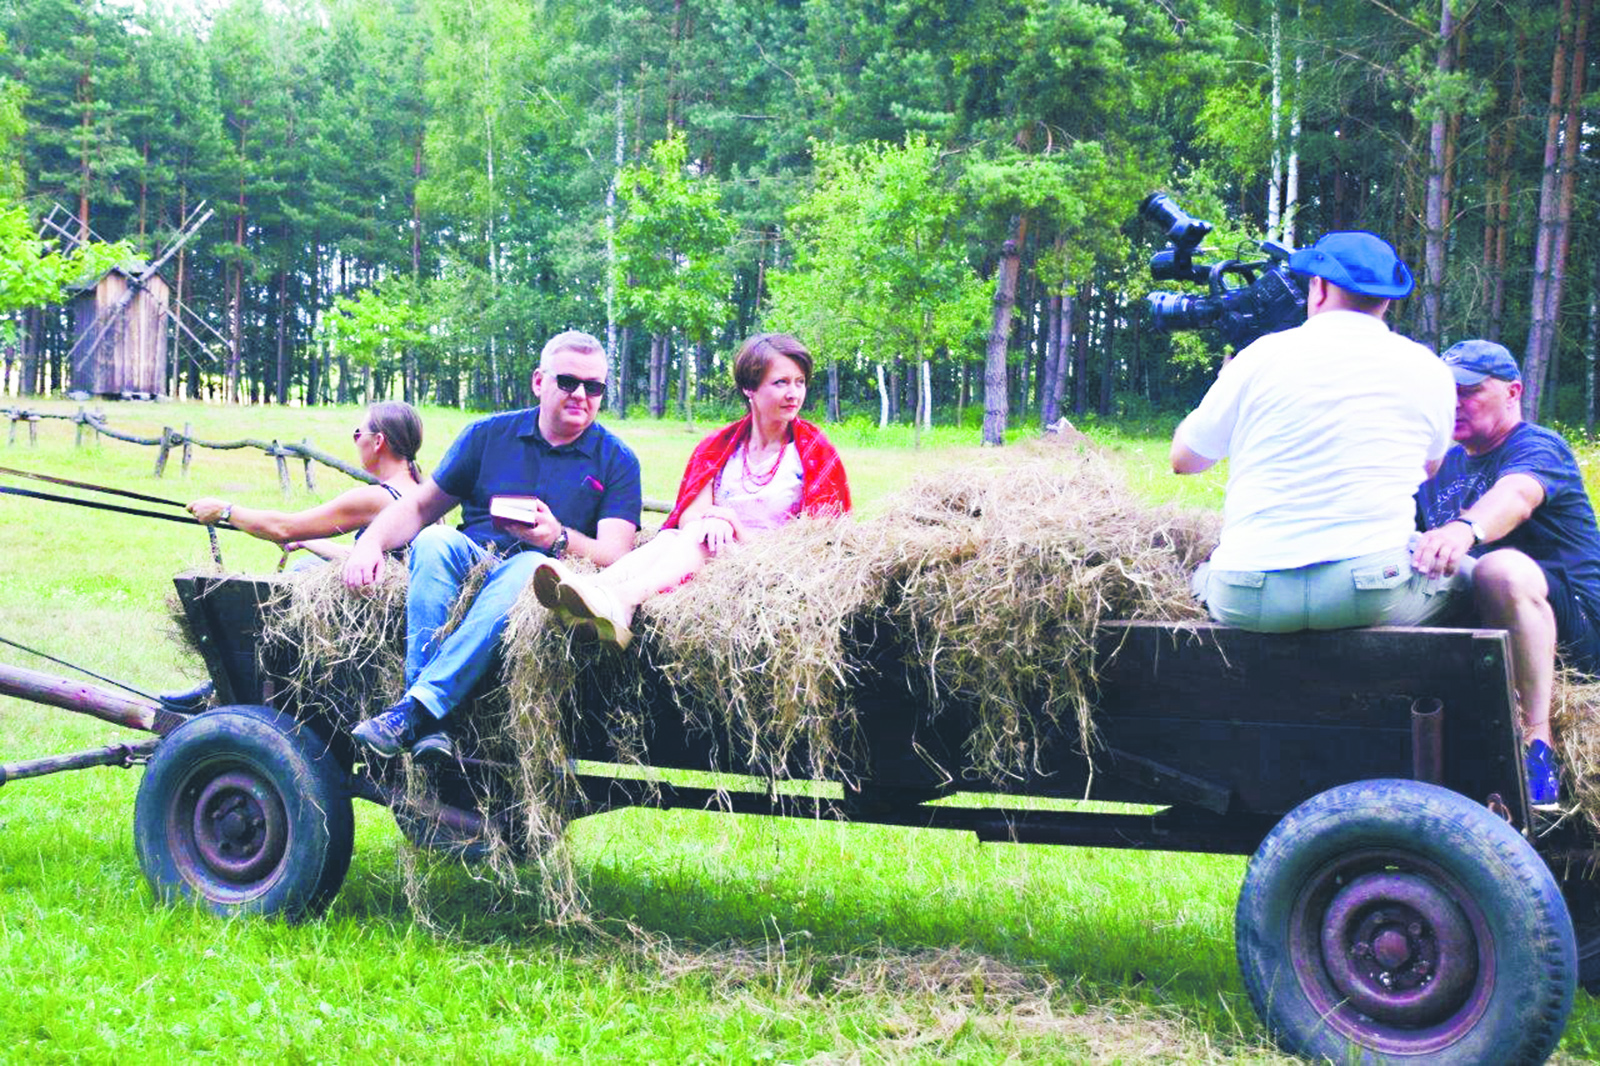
[301,438,316,493]
[153,427,173,477]
[181,423,193,478]
[272,441,291,497]
[92,407,104,444]
[26,414,35,446]
[75,406,86,448]
[9,413,17,447]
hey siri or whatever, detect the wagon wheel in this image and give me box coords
[1236,779,1575,1064]
[134,705,354,921]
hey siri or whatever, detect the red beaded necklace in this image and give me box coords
[740,429,790,489]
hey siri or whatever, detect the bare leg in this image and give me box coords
[592,526,712,624]
[1473,549,1557,746]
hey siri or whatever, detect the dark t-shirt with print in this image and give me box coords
[1416,421,1600,618]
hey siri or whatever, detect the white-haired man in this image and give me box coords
[344,330,641,759]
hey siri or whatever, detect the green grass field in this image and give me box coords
[1,398,1596,1062]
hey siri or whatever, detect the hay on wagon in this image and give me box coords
[243,441,1600,891]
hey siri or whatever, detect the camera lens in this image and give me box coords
[1146,291,1222,332]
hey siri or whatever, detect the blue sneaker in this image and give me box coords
[352,698,428,757]
[411,731,457,765]
[1525,739,1561,809]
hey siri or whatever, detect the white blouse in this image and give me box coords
[714,442,804,533]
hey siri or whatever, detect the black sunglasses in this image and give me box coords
[554,373,607,398]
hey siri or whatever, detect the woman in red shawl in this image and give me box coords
[533,332,850,648]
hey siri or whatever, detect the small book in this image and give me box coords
[489,495,542,528]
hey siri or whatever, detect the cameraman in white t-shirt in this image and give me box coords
[1169,231,1460,632]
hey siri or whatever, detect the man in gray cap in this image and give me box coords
[1170,230,1459,634]
[1413,340,1600,806]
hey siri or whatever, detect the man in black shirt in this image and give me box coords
[1413,340,1600,806]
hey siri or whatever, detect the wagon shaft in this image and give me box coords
[0,738,160,786]
[0,662,180,735]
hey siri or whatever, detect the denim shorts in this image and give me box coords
[1537,562,1600,674]
[1195,545,1465,633]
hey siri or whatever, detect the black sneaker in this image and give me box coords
[352,698,427,757]
[411,731,456,765]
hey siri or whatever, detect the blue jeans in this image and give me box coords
[404,526,543,721]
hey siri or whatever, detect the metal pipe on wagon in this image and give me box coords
[1411,697,1445,785]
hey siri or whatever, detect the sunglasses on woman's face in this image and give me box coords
[554,373,607,398]
[353,428,376,443]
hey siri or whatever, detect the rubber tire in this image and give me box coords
[1237,779,1575,1065]
[134,705,354,921]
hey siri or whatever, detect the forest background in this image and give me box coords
[0,0,1594,445]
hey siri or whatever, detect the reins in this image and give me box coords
[0,465,232,567]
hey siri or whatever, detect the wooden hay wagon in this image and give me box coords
[2,569,1594,1063]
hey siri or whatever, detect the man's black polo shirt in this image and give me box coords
[432,407,642,553]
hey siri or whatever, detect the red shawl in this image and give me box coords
[663,415,851,529]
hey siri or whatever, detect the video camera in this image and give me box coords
[1138,193,1308,351]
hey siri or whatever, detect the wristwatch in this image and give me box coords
[219,504,233,524]
[1449,515,1486,545]
[550,526,570,559]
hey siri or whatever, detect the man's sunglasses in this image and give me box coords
[554,373,607,398]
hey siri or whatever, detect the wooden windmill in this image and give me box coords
[42,203,219,399]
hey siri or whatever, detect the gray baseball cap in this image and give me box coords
[1441,339,1522,386]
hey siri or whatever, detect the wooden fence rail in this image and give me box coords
[2,404,672,511]
[3,405,375,494]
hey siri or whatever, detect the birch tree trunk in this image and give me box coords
[1283,1,1302,245]
[982,214,1027,445]
[827,361,840,423]
[605,72,623,392]
[616,325,631,418]
[1267,0,1283,239]
[920,359,932,432]
[876,362,889,429]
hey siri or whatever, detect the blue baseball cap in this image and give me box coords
[1287,231,1415,299]
[1441,339,1522,386]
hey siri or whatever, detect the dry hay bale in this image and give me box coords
[257,559,410,731]
[498,584,588,886]
[496,444,1216,800]
[632,516,916,782]
[1552,670,1600,841]
[876,447,1215,782]
[245,447,1219,911]
[256,551,498,734]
